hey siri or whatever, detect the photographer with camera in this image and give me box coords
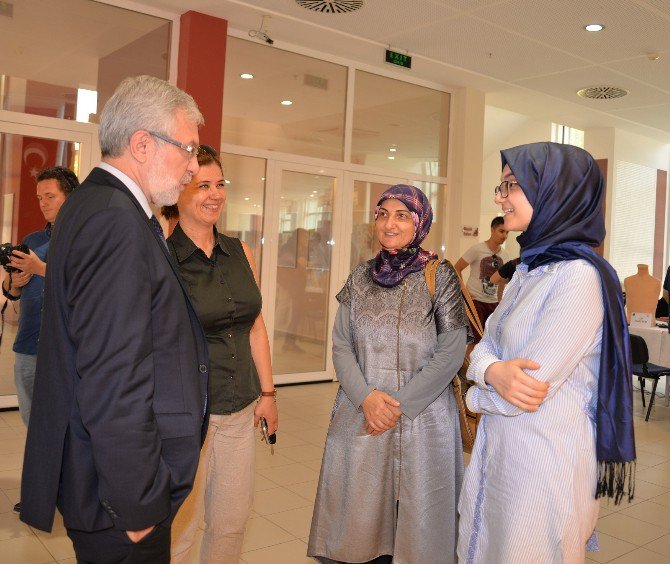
[1,166,78,513]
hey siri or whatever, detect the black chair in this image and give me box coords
[630,334,670,421]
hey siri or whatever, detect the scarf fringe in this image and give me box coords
[596,460,636,505]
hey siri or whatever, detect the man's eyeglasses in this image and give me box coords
[494,180,519,199]
[149,131,199,159]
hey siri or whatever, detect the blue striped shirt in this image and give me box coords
[458,259,603,563]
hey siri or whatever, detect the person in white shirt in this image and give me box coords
[454,216,509,338]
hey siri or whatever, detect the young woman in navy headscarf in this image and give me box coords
[309,185,470,564]
[458,142,635,564]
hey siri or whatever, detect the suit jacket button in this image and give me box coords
[199,364,207,373]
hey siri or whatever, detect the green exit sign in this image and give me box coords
[385,49,412,69]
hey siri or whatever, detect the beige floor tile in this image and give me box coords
[297,427,328,447]
[302,459,324,472]
[0,512,34,541]
[639,438,670,459]
[271,431,309,448]
[275,444,325,463]
[265,506,314,538]
[3,488,20,505]
[637,450,670,468]
[638,466,670,489]
[597,512,669,546]
[254,450,296,471]
[0,535,55,564]
[276,417,316,434]
[254,474,279,492]
[0,412,23,429]
[651,491,670,508]
[285,480,319,503]
[241,516,294,553]
[258,463,319,487]
[0,439,27,456]
[0,467,22,492]
[0,490,15,514]
[241,539,311,564]
[252,487,311,516]
[629,479,670,503]
[608,547,670,563]
[588,532,638,563]
[646,533,670,556]
[34,531,75,561]
[619,500,670,526]
[57,559,76,563]
[0,452,23,472]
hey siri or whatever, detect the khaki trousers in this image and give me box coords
[171,403,256,563]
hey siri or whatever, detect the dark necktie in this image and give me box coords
[150,215,168,250]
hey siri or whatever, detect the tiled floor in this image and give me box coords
[2,381,670,563]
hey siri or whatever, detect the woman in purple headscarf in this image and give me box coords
[458,143,635,563]
[308,185,470,564]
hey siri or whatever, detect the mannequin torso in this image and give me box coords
[624,264,661,323]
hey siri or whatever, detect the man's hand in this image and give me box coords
[6,270,32,290]
[126,525,155,543]
[361,390,402,434]
[9,250,46,277]
[484,359,548,411]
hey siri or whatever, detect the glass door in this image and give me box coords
[0,112,97,408]
[262,162,344,385]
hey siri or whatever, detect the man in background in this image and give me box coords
[20,75,209,564]
[454,216,509,339]
[1,166,78,513]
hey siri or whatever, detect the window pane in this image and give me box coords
[0,0,170,123]
[273,171,334,374]
[351,179,447,270]
[610,160,656,281]
[218,153,266,280]
[223,37,347,161]
[352,71,449,176]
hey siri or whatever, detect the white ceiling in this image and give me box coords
[129,0,670,144]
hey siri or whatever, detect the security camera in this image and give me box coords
[249,15,274,45]
[249,29,274,45]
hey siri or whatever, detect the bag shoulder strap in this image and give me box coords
[425,258,484,338]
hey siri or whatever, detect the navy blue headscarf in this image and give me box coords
[501,142,635,504]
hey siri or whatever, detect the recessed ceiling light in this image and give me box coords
[225,179,231,184]
[312,190,318,193]
[584,23,604,32]
[240,73,254,79]
[261,177,266,181]
[244,197,250,201]
[389,148,397,152]
[388,156,395,160]
[281,99,293,106]
[310,194,315,197]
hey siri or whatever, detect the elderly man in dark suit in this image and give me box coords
[19,75,209,564]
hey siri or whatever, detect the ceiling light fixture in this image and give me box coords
[389,147,397,152]
[240,73,254,79]
[281,99,293,106]
[584,23,604,32]
[388,156,395,160]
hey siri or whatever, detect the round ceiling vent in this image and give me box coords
[295,1,364,13]
[577,86,629,100]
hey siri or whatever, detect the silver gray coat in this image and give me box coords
[308,260,468,564]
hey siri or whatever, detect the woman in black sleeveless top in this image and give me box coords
[168,146,277,563]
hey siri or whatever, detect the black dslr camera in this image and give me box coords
[0,243,29,273]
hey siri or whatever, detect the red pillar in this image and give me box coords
[177,11,227,149]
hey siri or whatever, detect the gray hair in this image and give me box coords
[99,75,204,157]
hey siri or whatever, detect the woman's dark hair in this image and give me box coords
[197,144,222,172]
[161,145,223,220]
[36,166,79,194]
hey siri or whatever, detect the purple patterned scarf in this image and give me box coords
[371,184,437,287]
